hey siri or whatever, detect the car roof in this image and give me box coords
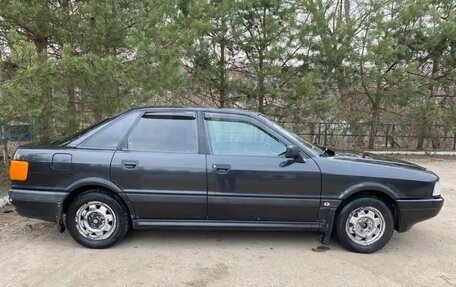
[126,106,261,117]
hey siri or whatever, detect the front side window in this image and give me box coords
[127,116,197,153]
[259,114,324,157]
[206,118,286,157]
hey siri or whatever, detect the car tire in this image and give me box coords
[336,197,394,253]
[66,190,129,249]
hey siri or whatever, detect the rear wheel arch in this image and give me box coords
[61,184,135,221]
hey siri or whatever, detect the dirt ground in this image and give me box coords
[0,157,455,287]
[0,162,9,198]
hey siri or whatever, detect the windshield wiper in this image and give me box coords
[318,146,336,157]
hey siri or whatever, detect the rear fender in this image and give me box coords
[58,177,136,222]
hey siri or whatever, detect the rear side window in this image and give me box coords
[127,115,198,153]
[80,112,139,149]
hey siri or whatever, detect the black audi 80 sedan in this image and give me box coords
[8,107,443,253]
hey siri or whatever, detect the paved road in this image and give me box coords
[0,158,455,287]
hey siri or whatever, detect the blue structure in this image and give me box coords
[0,124,32,141]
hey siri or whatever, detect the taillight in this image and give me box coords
[9,160,29,181]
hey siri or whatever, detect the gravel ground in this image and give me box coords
[0,162,9,198]
[0,157,455,287]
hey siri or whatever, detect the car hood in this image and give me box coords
[330,150,429,172]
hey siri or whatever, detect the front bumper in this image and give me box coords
[8,189,68,222]
[396,197,444,232]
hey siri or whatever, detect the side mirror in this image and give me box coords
[285,145,305,163]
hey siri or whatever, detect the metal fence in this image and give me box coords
[0,124,32,142]
[284,122,456,151]
[1,124,32,161]
[2,122,456,160]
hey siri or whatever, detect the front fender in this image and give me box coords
[338,182,400,200]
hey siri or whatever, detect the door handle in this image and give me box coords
[213,164,231,174]
[122,160,139,169]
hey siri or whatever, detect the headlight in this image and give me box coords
[432,181,441,196]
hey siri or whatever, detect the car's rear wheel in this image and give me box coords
[66,190,129,248]
[336,197,394,253]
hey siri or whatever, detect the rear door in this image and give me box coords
[111,111,207,220]
[204,113,321,222]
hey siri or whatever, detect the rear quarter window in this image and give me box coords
[80,112,139,149]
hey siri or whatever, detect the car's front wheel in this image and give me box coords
[66,190,129,248]
[336,197,394,253]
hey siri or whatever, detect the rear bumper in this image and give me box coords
[8,189,68,222]
[396,197,444,232]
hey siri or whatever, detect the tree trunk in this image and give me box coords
[308,122,316,143]
[61,0,79,135]
[368,98,380,150]
[67,85,79,133]
[416,135,425,150]
[93,103,103,122]
[257,51,265,113]
[218,32,227,108]
[257,7,267,113]
[34,36,52,142]
[344,0,350,22]
[416,56,439,150]
[1,125,8,163]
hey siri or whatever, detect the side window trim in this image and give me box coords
[203,113,289,157]
[117,111,143,150]
[196,111,209,154]
[122,111,199,153]
[143,111,196,120]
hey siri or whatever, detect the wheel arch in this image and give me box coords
[338,182,400,201]
[59,178,136,222]
[336,187,399,231]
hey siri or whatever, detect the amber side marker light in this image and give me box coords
[9,160,29,181]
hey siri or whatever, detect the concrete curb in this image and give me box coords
[368,151,456,156]
[0,195,10,208]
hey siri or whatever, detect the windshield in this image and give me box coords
[259,115,326,157]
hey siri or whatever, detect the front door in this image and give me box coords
[204,113,321,222]
[111,111,207,220]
